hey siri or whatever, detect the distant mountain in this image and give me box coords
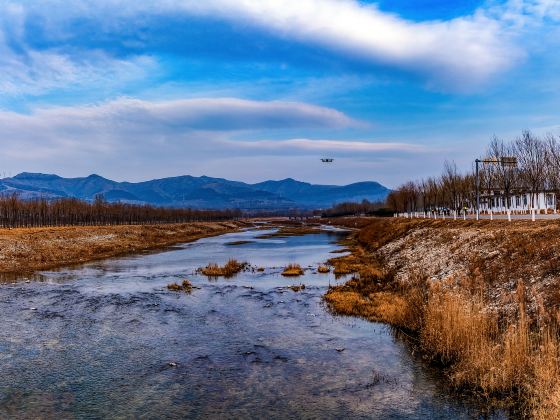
[252,178,390,208]
[0,172,390,210]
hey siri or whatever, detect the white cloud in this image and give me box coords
[0,49,154,96]
[2,97,357,132]
[1,0,558,93]
[0,2,155,96]
[178,0,519,90]
[0,97,358,162]
[0,97,418,181]
[228,138,426,153]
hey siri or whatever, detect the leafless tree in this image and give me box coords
[514,131,547,210]
[545,133,560,195]
[486,136,519,210]
[442,160,461,214]
[0,194,241,228]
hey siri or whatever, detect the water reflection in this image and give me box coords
[0,228,505,418]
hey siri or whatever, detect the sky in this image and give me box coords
[0,0,559,188]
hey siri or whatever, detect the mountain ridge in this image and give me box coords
[0,172,390,210]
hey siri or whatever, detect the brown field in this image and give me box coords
[0,221,245,277]
[323,217,560,417]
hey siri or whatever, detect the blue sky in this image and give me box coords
[0,0,559,187]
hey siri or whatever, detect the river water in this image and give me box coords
[0,227,504,419]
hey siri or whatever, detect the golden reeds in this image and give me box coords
[200,259,247,277]
[317,265,330,273]
[167,279,194,293]
[281,264,304,276]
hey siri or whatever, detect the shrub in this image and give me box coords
[167,279,193,293]
[200,259,246,277]
[282,264,304,277]
[317,265,330,273]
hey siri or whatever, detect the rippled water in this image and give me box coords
[0,228,504,419]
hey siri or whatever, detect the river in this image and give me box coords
[0,227,504,418]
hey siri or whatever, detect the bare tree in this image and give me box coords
[545,134,560,196]
[442,160,461,214]
[0,194,241,228]
[486,136,519,211]
[514,131,547,211]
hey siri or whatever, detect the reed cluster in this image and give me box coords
[326,269,560,417]
[317,265,330,273]
[281,264,304,277]
[167,279,193,293]
[200,259,246,277]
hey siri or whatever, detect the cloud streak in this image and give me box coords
[0,97,419,181]
[0,97,359,164]
[1,97,357,132]
[2,0,553,93]
[0,3,155,96]
[180,0,519,90]
[228,138,427,153]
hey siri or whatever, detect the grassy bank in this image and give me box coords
[324,218,560,417]
[0,221,245,277]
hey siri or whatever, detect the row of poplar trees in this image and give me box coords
[0,195,241,228]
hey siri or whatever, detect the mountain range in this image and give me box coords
[0,172,390,210]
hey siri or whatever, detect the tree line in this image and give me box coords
[387,131,560,213]
[319,200,390,217]
[0,195,241,228]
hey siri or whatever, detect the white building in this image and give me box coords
[479,190,556,213]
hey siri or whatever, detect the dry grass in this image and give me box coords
[325,289,408,325]
[167,282,182,291]
[328,272,560,414]
[289,284,306,292]
[167,279,194,293]
[323,217,560,416]
[200,259,247,278]
[281,264,304,277]
[317,265,330,273]
[530,330,560,418]
[0,221,245,278]
[329,254,360,276]
[421,282,560,417]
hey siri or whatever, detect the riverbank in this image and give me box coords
[0,221,246,277]
[323,217,560,417]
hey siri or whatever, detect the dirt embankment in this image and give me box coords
[327,217,560,315]
[324,217,560,417]
[0,221,245,276]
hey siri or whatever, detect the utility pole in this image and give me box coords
[476,159,481,220]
